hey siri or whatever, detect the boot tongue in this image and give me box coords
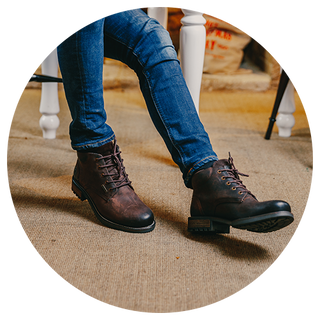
[214,158,231,170]
[92,140,115,156]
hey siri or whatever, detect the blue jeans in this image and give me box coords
[57,9,218,187]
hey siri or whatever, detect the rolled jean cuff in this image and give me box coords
[71,133,115,151]
[184,155,219,189]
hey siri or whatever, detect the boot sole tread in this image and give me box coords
[188,211,294,233]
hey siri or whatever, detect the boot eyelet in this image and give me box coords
[217,170,221,174]
[238,191,243,195]
[221,176,226,180]
[226,181,231,185]
[232,187,236,190]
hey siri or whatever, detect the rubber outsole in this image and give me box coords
[188,211,294,234]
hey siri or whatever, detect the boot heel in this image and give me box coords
[188,217,230,233]
[72,180,87,201]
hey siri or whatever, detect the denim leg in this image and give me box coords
[103,9,218,187]
[58,9,218,187]
[57,19,115,150]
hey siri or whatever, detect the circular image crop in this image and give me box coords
[7,6,312,315]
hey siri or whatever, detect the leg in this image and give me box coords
[57,18,154,233]
[58,10,217,183]
[102,9,218,187]
[102,10,293,234]
[57,19,115,150]
[39,49,60,139]
[265,70,290,140]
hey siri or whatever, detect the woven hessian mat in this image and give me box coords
[8,87,312,313]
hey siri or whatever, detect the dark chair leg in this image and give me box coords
[264,70,290,140]
[29,74,63,83]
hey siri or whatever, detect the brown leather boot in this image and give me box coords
[188,153,294,233]
[71,139,155,233]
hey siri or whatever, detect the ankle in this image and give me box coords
[186,160,216,189]
[77,140,115,156]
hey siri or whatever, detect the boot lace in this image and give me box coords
[220,152,254,197]
[97,139,131,190]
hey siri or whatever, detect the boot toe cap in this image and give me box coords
[263,200,291,214]
[129,207,155,228]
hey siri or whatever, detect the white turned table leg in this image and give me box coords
[276,80,295,137]
[147,7,168,28]
[180,9,206,113]
[39,49,60,139]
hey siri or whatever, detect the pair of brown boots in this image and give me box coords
[72,139,294,234]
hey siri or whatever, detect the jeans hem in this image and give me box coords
[72,133,115,151]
